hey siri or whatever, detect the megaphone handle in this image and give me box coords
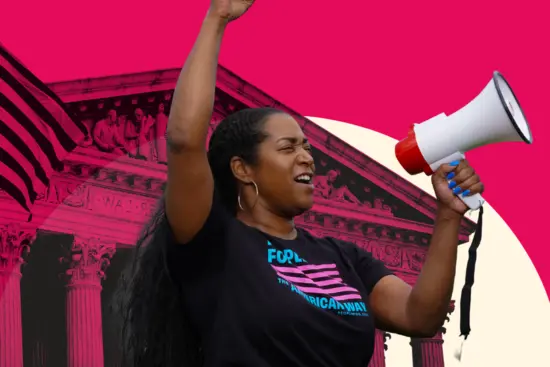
[431,152,486,211]
[459,192,485,211]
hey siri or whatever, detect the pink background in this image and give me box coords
[1,0,548,298]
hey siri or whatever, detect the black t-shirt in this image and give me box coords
[167,191,393,367]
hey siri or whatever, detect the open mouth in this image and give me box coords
[294,173,313,185]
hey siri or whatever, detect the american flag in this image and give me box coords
[0,44,87,214]
[272,263,363,301]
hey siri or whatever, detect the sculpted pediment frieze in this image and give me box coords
[61,88,433,225]
[42,68,475,240]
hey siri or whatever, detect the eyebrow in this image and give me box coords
[277,137,309,144]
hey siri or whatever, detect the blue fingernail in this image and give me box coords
[448,181,457,189]
[449,160,460,166]
[446,172,455,180]
[462,189,471,197]
[453,186,462,194]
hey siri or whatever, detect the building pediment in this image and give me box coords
[46,66,476,239]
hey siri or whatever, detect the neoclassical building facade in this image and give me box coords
[0,66,476,367]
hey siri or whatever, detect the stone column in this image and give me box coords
[0,224,35,367]
[411,331,445,367]
[368,329,390,367]
[410,301,455,367]
[62,236,115,367]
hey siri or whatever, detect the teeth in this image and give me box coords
[296,175,312,183]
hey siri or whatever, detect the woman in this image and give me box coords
[118,1,484,366]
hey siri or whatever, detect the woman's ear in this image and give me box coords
[230,156,253,185]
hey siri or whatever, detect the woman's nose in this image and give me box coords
[298,151,314,165]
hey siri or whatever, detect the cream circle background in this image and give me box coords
[307,116,550,367]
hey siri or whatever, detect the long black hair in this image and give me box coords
[116,107,282,367]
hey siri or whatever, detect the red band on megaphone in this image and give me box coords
[395,126,432,175]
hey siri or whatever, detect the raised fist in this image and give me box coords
[210,0,255,22]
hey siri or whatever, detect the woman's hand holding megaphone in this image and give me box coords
[432,159,485,216]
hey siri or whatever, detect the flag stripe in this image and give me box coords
[0,113,56,176]
[333,294,363,301]
[0,176,29,211]
[281,283,359,296]
[0,146,36,199]
[0,134,47,193]
[275,273,345,287]
[271,265,340,279]
[0,77,71,158]
[295,264,337,271]
[0,96,63,171]
[0,162,33,211]
[0,45,87,137]
[0,44,85,212]
[272,263,362,302]
[305,271,340,279]
[0,65,83,150]
[0,119,49,186]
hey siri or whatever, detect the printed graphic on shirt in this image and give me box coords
[267,241,368,317]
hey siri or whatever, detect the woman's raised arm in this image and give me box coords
[165,1,255,245]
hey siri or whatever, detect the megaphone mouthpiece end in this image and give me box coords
[395,131,429,176]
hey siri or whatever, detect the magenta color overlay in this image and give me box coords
[1,1,548,298]
[0,64,472,366]
[0,1,548,366]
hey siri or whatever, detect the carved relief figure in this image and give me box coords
[78,119,94,148]
[92,109,126,155]
[125,108,155,160]
[45,180,87,208]
[155,102,169,164]
[117,114,127,144]
[403,249,426,272]
[382,244,402,268]
[373,198,392,213]
[314,169,361,204]
[77,93,247,165]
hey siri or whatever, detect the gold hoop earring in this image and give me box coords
[238,181,259,211]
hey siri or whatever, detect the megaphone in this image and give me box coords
[395,71,533,210]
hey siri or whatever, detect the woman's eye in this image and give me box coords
[281,144,311,153]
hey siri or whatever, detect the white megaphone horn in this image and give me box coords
[395,71,533,210]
